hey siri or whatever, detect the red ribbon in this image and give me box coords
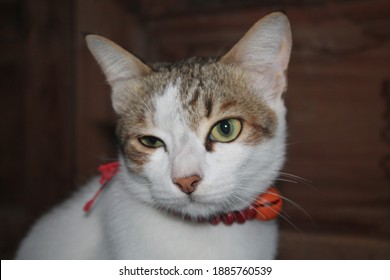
[83,161,119,212]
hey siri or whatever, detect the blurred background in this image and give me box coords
[1,0,389,259]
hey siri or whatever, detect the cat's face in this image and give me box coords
[86,12,292,219]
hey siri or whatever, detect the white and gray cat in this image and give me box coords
[16,12,292,259]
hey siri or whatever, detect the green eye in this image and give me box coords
[139,136,165,148]
[209,119,242,142]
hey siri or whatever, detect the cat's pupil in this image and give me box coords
[146,137,157,144]
[220,120,231,135]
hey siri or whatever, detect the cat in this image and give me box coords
[16,12,292,259]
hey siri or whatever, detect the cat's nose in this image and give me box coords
[173,175,201,194]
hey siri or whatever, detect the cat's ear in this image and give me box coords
[85,34,151,114]
[221,12,292,100]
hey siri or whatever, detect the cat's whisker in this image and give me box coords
[277,172,315,189]
[233,183,315,229]
[262,190,316,227]
[234,169,315,190]
[231,192,303,234]
[285,141,302,147]
[275,178,299,184]
[278,172,310,183]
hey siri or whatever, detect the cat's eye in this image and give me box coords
[209,118,242,143]
[139,136,165,148]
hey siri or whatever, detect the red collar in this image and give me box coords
[84,162,283,225]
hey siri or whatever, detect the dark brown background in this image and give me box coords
[1,0,389,259]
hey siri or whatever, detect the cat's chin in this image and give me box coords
[156,194,253,220]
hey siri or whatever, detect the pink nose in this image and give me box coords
[173,175,201,194]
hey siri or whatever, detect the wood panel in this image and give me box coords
[0,0,389,259]
[23,0,75,216]
[0,0,28,259]
[280,2,390,258]
[0,0,76,258]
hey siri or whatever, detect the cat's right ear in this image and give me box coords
[85,35,151,114]
[221,12,292,101]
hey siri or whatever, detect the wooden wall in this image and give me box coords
[1,0,389,259]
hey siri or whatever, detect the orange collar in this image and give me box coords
[84,162,283,224]
[207,186,283,225]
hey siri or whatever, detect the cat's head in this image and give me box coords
[86,12,292,220]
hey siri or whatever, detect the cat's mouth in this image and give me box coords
[161,186,282,225]
[154,193,236,221]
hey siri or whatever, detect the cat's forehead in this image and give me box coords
[152,59,270,128]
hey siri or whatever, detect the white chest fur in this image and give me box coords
[102,177,278,259]
[16,176,277,259]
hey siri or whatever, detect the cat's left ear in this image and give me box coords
[85,34,151,114]
[221,12,292,100]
